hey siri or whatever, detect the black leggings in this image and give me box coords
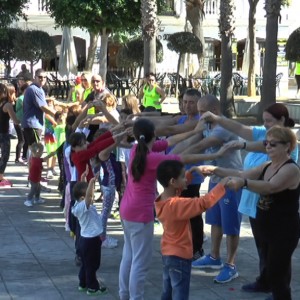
[295,74,300,90]
[14,124,25,161]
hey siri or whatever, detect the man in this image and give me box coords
[22,68,56,147]
[16,64,33,81]
[182,94,243,284]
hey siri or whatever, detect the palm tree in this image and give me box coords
[186,0,206,70]
[219,0,236,117]
[141,0,158,75]
[260,0,282,113]
[247,0,259,97]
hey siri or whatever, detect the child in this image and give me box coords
[24,142,56,207]
[71,173,107,296]
[155,160,228,300]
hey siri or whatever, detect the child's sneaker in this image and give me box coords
[102,236,118,248]
[86,286,107,296]
[214,263,239,283]
[0,179,12,187]
[24,200,33,207]
[78,286,87,292]
[46,170,53,179]
[34,199,45,204]
[192,254,223,269]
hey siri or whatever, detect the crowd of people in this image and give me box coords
[0,67,299,300]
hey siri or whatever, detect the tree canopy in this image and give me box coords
[167,32,203,55]
[47,0,141,34]
[285,27,300,62]
[0,0,28,29]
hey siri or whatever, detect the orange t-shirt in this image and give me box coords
[154,183,225,259]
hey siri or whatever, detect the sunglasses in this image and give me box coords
[263,140,287,147]
[92,80,101,83]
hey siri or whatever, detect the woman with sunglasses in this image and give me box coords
[199,103,298,295]
[192,126,299,300]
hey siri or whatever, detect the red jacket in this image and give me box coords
[71,130,114,182]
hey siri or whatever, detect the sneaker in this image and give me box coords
[192,249,204,261]
[34,199,45,204]
[86,287,107,296]
[102,236,118,248]
[0,179,12,187]
[24,200,33,207]
[214,263,239,283]
[52,169,59,176]
[242,281,271,293]
[192,254,223,269]
[78,286,87,292]
[46,170,53,179]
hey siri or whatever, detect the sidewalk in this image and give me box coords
[1,140,300,300]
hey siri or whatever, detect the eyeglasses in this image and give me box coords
[92,80,101,83]
[38,76,47,79]
[263,140,287,147]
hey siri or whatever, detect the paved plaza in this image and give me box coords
[1,135,300,300]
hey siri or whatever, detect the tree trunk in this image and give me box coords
[141,0,158,76]
[247,0,259,96]
[186,4,205,72]
[260,0,281,116]
[144,36,156,75]
[220,34,234,117]
[219,0,235,117]
[175,53,182,98]
[86,31,99,71]
[99,29,109,81]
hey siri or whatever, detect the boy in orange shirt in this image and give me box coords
[155,160,228,300]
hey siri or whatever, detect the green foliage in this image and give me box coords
[13,30,56,64]
[285,27,300,61]
[116,36,163,68]
[47,0,141,34]
[167,32,203,55]
[0,28,22,66]
[0,0,28,29]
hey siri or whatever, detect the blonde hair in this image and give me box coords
[102,93,117,109]
[122,94,140,114]
[267,125,297,153]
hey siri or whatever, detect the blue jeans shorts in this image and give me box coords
[205,181,242,235]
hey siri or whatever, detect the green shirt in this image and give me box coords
[143,84,161,109]
[15,95,24,122]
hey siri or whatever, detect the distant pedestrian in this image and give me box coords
[16,64,33,81]
[71,173,107,296]
[155,160,227,300]
[22,68,56,148]
[24,142,56,207]
[0,83,20,187]
[295,61,300,99]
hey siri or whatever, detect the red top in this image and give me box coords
[71,130,115,182]
[29,157,43,183]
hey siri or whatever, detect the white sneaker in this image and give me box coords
[102,236,118,248]
[34,199,45,204]
[46,170,53,179]
[24,200,33,207]
[52,169,59,176]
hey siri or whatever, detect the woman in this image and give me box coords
[193,126,299,300]
[200,103,298,293]
[118,118,229,300]
[0,83,20,186]
[139,72,166,111]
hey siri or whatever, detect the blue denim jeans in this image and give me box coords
[161,255,192,300]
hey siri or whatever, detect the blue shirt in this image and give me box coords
[22,83,47,129]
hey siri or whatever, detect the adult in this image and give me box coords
[0,83,20,186]
[200,102,298,292]
[200,126,300,300]
[294,61,300,99]
[22,68,56,147]
[139,72,166,111]
[16,64,33,81]
[184,95,243,284]
[121,94,141,115]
